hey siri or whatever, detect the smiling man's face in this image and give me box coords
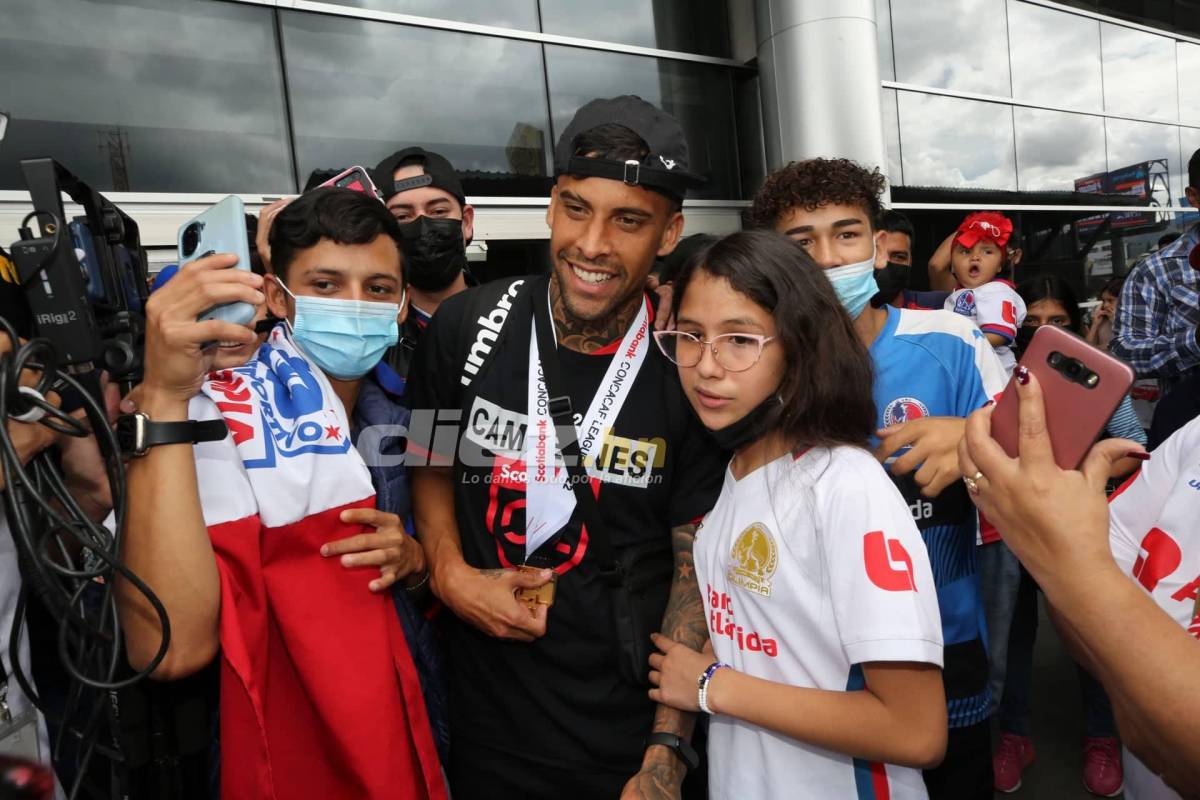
[545,174,682,323]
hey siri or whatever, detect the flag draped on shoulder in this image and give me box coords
[189,323,445,800]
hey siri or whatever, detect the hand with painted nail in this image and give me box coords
[957,367,1146,587]
[322,507,427,593]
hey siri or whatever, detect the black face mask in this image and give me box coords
[708,394,781,452]
[871,261,911,308]
[397,216,468,292]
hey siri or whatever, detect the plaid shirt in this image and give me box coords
[1111,224,1200,394]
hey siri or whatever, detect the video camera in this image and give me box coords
[6,158,148,396]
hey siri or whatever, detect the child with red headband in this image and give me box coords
[943,212,1026,373]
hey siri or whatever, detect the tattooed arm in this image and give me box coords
[620,522,704,799]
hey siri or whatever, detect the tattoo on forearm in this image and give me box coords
[550,273,643,354]
[661,522,706,650]
[648,522,703,746]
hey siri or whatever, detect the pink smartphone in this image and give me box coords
[992,325,1134,470]
[317,166,380,199]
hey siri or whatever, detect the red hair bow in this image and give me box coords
[954,211,1013,249]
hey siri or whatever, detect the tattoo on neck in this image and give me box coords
[549,275,642,354]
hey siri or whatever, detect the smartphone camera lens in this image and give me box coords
[1047,351,1063,368]
[1065,359,1082,378]
[181,222,203,258]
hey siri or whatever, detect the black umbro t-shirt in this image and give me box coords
[408,274,724,773]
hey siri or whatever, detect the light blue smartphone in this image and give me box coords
[177,195,256,325]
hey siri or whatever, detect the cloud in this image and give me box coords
[1099,23,1178,119]
[1014,107,1106,190]
[1106,118,1181,199]
[889,0,1011,96]
[897,91,1016,188]
[1007,2,1104,111]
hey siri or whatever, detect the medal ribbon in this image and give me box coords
[524,290,651,560]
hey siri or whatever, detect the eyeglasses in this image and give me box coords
[653,330,776,372]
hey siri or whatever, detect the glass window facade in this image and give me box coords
[897,92,1017,189]
[0,0,292,193]
[1007,2,1103,111]
[1100,22,1179,120]
[540,0,730,57]
[543,46,741,199]
[318,0,538,30]
[280,12,552,196]
[0,0,746,198]
[1178,127,1200,196]
[881,89,903,185]
[1054,0,1200,39]
[1105,118,1184,200]
[876,0,895,81]
[1013,107,1106,191]
[881,0,1199,200]
[1179,42,1200,123]
[890,0,1011,95]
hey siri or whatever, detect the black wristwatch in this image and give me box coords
[116,412,229,457]
[645,732,700,772]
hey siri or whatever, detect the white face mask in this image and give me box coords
[823,243,879,319]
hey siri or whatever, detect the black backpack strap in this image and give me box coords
[531,288,622,582]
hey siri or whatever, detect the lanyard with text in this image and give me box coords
[524,289,651,560]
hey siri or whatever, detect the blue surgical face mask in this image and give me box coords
[824,243,880,319]
[276,278,402,379]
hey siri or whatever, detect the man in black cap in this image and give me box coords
[374,147,476,377]
[407,96,724,798]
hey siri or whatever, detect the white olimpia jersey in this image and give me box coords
[1108,415,1200,800]
[694,446,943,800]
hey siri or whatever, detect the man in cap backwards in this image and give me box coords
[406,96,725,798]
[374,147,476,379]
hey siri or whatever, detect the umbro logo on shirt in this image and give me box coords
[461,278,524,388]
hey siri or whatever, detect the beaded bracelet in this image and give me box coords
[697,660,728,715]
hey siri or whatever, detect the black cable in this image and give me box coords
[0,312,170,800]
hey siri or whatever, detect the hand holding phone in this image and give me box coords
[178,195,256,326]
[991,325,1134,470]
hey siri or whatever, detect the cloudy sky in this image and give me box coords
[1100,22,1179,120]
[1,0,292,192]
[878,0,1193,195]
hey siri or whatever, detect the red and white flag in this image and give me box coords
[190,325,445,800]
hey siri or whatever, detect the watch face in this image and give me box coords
[115,414,142,455]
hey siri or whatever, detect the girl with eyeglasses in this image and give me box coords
[647,230,948,799]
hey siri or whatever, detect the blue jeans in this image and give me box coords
[999,567,1116,738]
[977,540,1022,715]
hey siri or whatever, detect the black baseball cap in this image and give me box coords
[553,95,705,200]
[373,147,467,208]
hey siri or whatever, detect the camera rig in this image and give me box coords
[7,158,148,396]
[0,162,208,800]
